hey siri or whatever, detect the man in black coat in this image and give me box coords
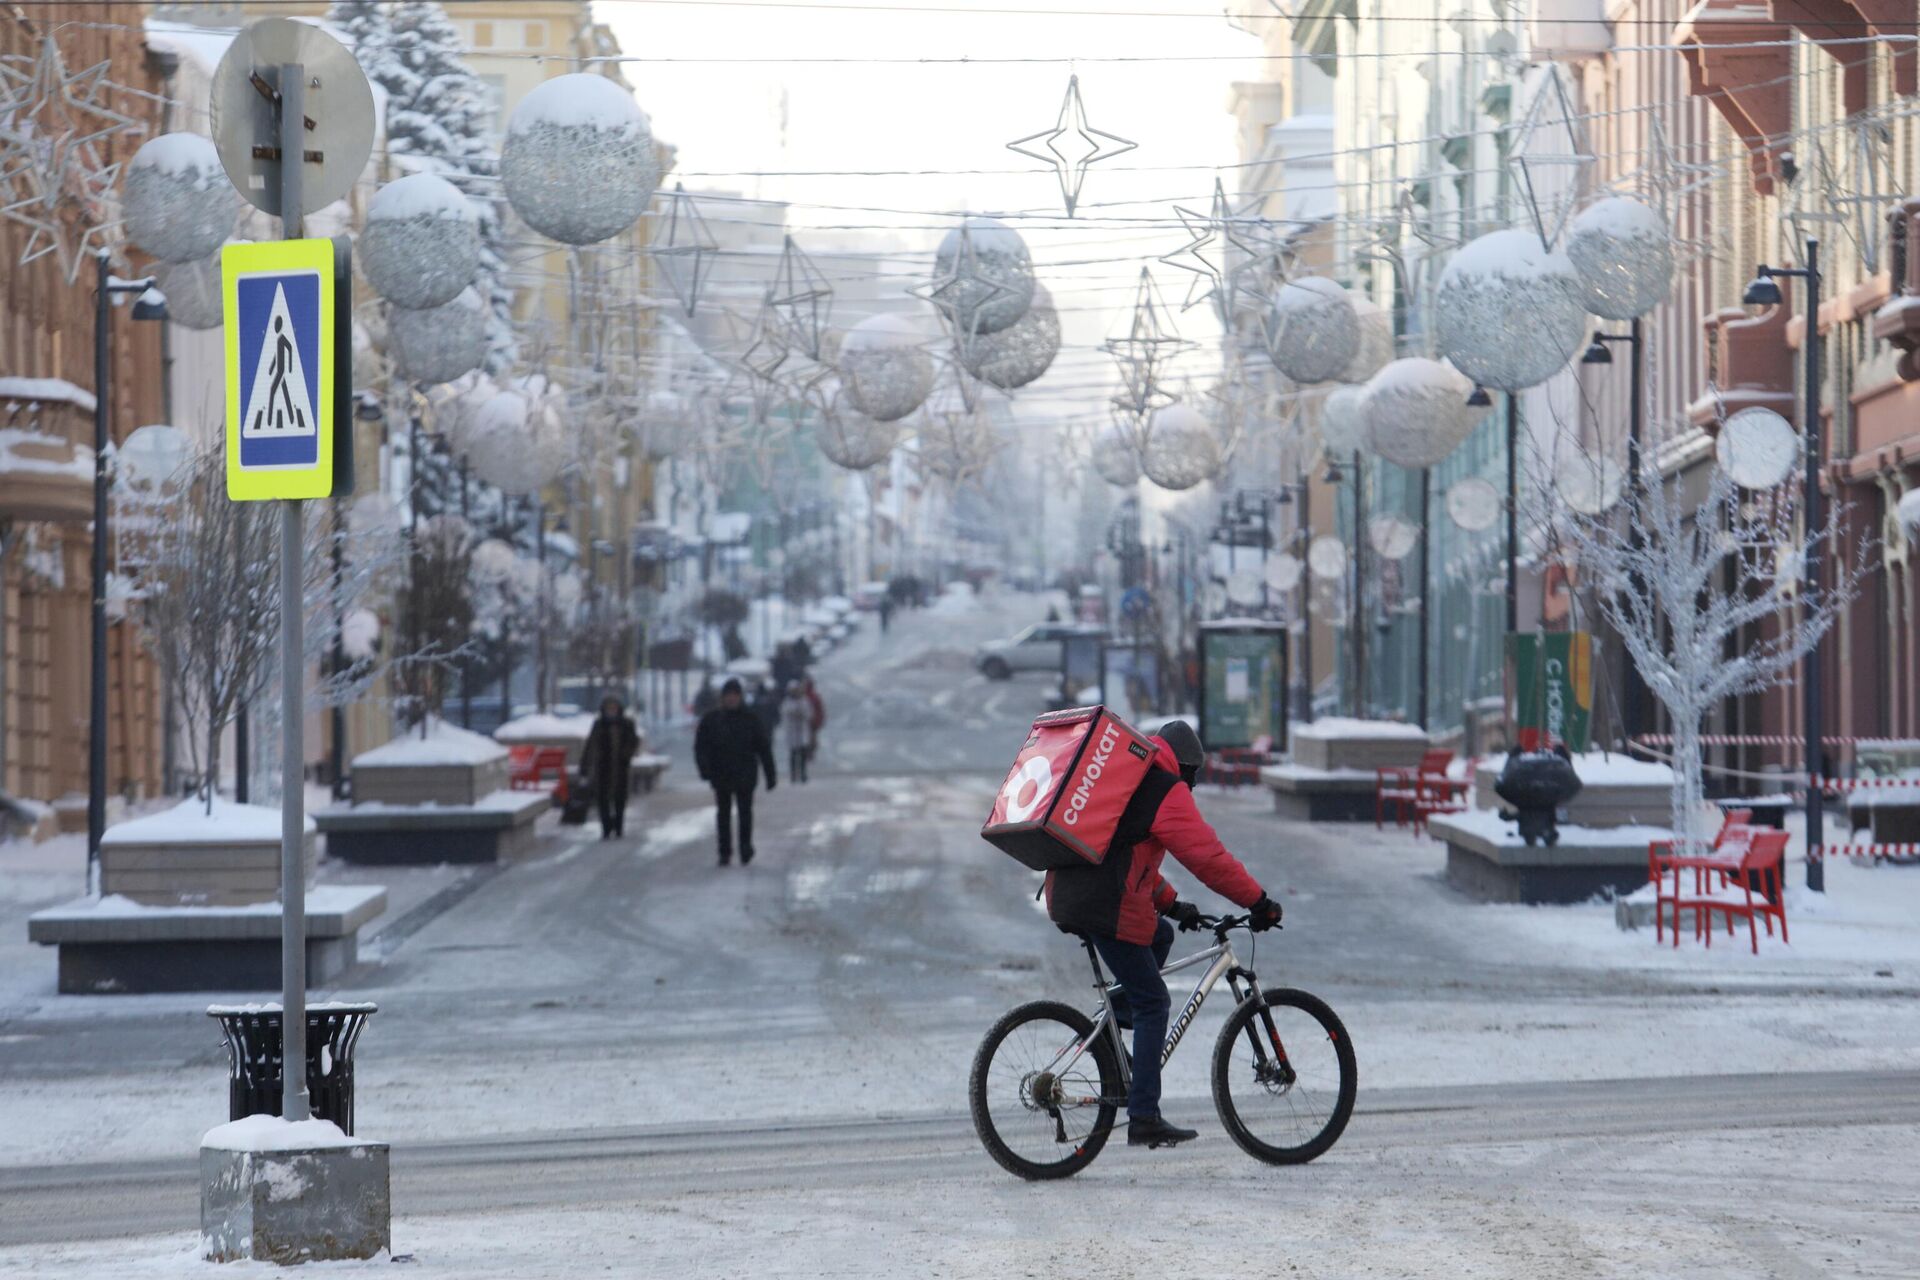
[581,697,640,839]
[693,677,776,866]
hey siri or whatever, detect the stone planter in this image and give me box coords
[97,799,317,907]
[1290,718,1429,771]
[350,719,511,806]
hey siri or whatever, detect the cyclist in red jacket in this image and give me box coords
[1043,719,1282,1149]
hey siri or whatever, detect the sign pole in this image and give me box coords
[276,61,309,1125]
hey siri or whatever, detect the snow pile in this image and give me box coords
[0,377,96,411]
[0,428,91,480]
[493,712,596,742]
[1294,717,1429,741]
[1437,806,1671,849]
[356,718,507,767]
[201,1114,360,1152]
[100,796,314,845]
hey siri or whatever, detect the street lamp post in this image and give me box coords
[1583,318,1649,745]
[1745,239,1827,891]
[89,253,165,878]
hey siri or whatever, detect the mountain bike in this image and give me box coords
[969,913,1356,1179]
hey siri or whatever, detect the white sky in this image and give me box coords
[597,0,1269,428]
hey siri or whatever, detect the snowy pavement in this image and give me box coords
[3,589,1919,1274]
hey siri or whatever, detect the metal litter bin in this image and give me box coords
[207,1002,377,1134]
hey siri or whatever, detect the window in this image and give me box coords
[525,22,546,47]
[473,21,493,47]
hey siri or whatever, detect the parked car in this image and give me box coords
[975,623,1094,680]
[853,581,889,611]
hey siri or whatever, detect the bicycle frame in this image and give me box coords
[1038,932,1273,1104]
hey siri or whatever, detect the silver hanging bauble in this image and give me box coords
[1555,452,1624,515]
[1445,476,1501,531]
[1140,404,1220,492]
[1368,513,1419,560]
[153,244,235,330]
[1433,229,1589,392]
[932,216,1036,336]
[388,288,487,386]
[914,402,999,484]
[1091,426,1141,487]
[1319,384,1369,458]
[501,73,660,245]
[814,410,898,471]
[467,386,563,494]
[838,313,936,421]
[964,283,1060,389]
[362,173,481,310]
[1362,358,1485,469]
[1266,276,1359,385]
[122,132,235,264]
[1565,197,1673,322]
[1340,294,1394,384]
[1307,534,1348,580]
[1715,406,1799,490]
[427,372,493,456]
[470,537,518,585]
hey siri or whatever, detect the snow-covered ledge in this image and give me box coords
[492,710,602,765]
[1474,751,1674,829]
[351,717,509,806]
[1291,717,1430,771]
[201,1114,390,1264]
[99,797,316,907]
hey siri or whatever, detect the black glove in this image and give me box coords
[1165,900,1205,932]
[1248,894,1283,932]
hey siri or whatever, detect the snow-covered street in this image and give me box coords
[4,591,1919,1276]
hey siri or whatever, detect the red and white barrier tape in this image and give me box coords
[1805,776,1920,793]
[1633,734,1915,748]
[1811,844,1920,860]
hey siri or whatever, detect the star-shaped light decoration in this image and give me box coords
[1006,74,1137,219]
[768,234,833,361]
[1159,179,1288,321]
[1601,115,1719,269]
[1104,268,1195,418]
[735,288,792,385]
[1506,63,1594,249]
[0,36,144,282]
[651,183,718,317]
[1798,123,1900,275]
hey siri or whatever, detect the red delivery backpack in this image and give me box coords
[982,706,1158,871]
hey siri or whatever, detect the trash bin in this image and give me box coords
[207,1002,377,1135]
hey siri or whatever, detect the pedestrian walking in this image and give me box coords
[694,677,776,866]
[878,595,894,634]
[581,696,640,839]
[781,683,815,784]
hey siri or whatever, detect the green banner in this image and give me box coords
[1200,627,1287,751]
[1509,631,1595,752]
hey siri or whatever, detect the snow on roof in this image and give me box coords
[369,172,477,224]
[493,711,596,742]
[100,796,315,845]
[202,1114,360,1153]
[0,377,96,412]
[1292,716,1428,740]
[0,429,91,481]
[356,717,508,766]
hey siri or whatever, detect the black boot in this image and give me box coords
[1127,1116,1198,1149]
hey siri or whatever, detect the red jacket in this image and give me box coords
[1044,738,1264,945]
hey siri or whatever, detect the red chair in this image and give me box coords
[510,746,572,804]
[1412,756,1475,836]
[1661,830,1790,954]
[506,745,540,789]
[1377,749,1452,829]
[1205,735,1273,788]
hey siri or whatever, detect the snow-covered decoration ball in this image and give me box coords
[1899,487,1920,541]
[1319,384,1369,458]
[1307,534,1348,581]
[838,314,936,421]
[1266,276,1359,385]
[1565,197,1673,322]
[964,284,1060,389]
[1714,407,1799,490]
[1140,404,1220,492]
[388,288,486,386]
[1445,476,1501,532]
[814,410,898,471]
[1266,552,1303,593]
[362,174,481,310]
[1340,294,1394,384]
[340,608,382,662]
[1091,426,1141,487]
[630,388,688,462]
[122,133,235,263]
[1368,514,1419,560]
[467,387,562,494]
[914,406,999,484]
[470,538,518,585]
[1433,229,1589,392]
[1362,358,1484,469]
[1555,452,1624,515]
[932,217,1036,336]
[427,372,493,456]
[501,73,660,246]
[153,246,233,330]
[118,423,191,487]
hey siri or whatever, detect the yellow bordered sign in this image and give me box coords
[223,239,336,500]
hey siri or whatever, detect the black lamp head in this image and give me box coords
[131,286,167,322]
[1581,337,1613,365]
[1466,385,1493,407]
[1742,268,1783,307]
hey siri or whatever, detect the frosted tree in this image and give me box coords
[330,0,518,372]
[1569,462,1861,853]
[390,514,477,731]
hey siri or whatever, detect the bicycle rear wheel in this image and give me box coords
[969,1000,1122,1180]
[1211,987,1356,1165]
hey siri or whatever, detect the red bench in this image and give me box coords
[508,745,571,805]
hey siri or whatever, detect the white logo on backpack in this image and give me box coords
[1001,755,1054,823]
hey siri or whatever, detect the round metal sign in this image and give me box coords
[211,19,375,218]
[1715,407,1799,490]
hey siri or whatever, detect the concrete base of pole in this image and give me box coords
[201,1138,390,1264]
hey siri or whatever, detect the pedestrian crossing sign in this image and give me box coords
[223,239,336,500]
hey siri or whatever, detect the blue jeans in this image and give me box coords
[1091,917,1176,1120]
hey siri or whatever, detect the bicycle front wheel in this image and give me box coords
[1211,987,1356,1165]
[969,1000,1122,1180]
